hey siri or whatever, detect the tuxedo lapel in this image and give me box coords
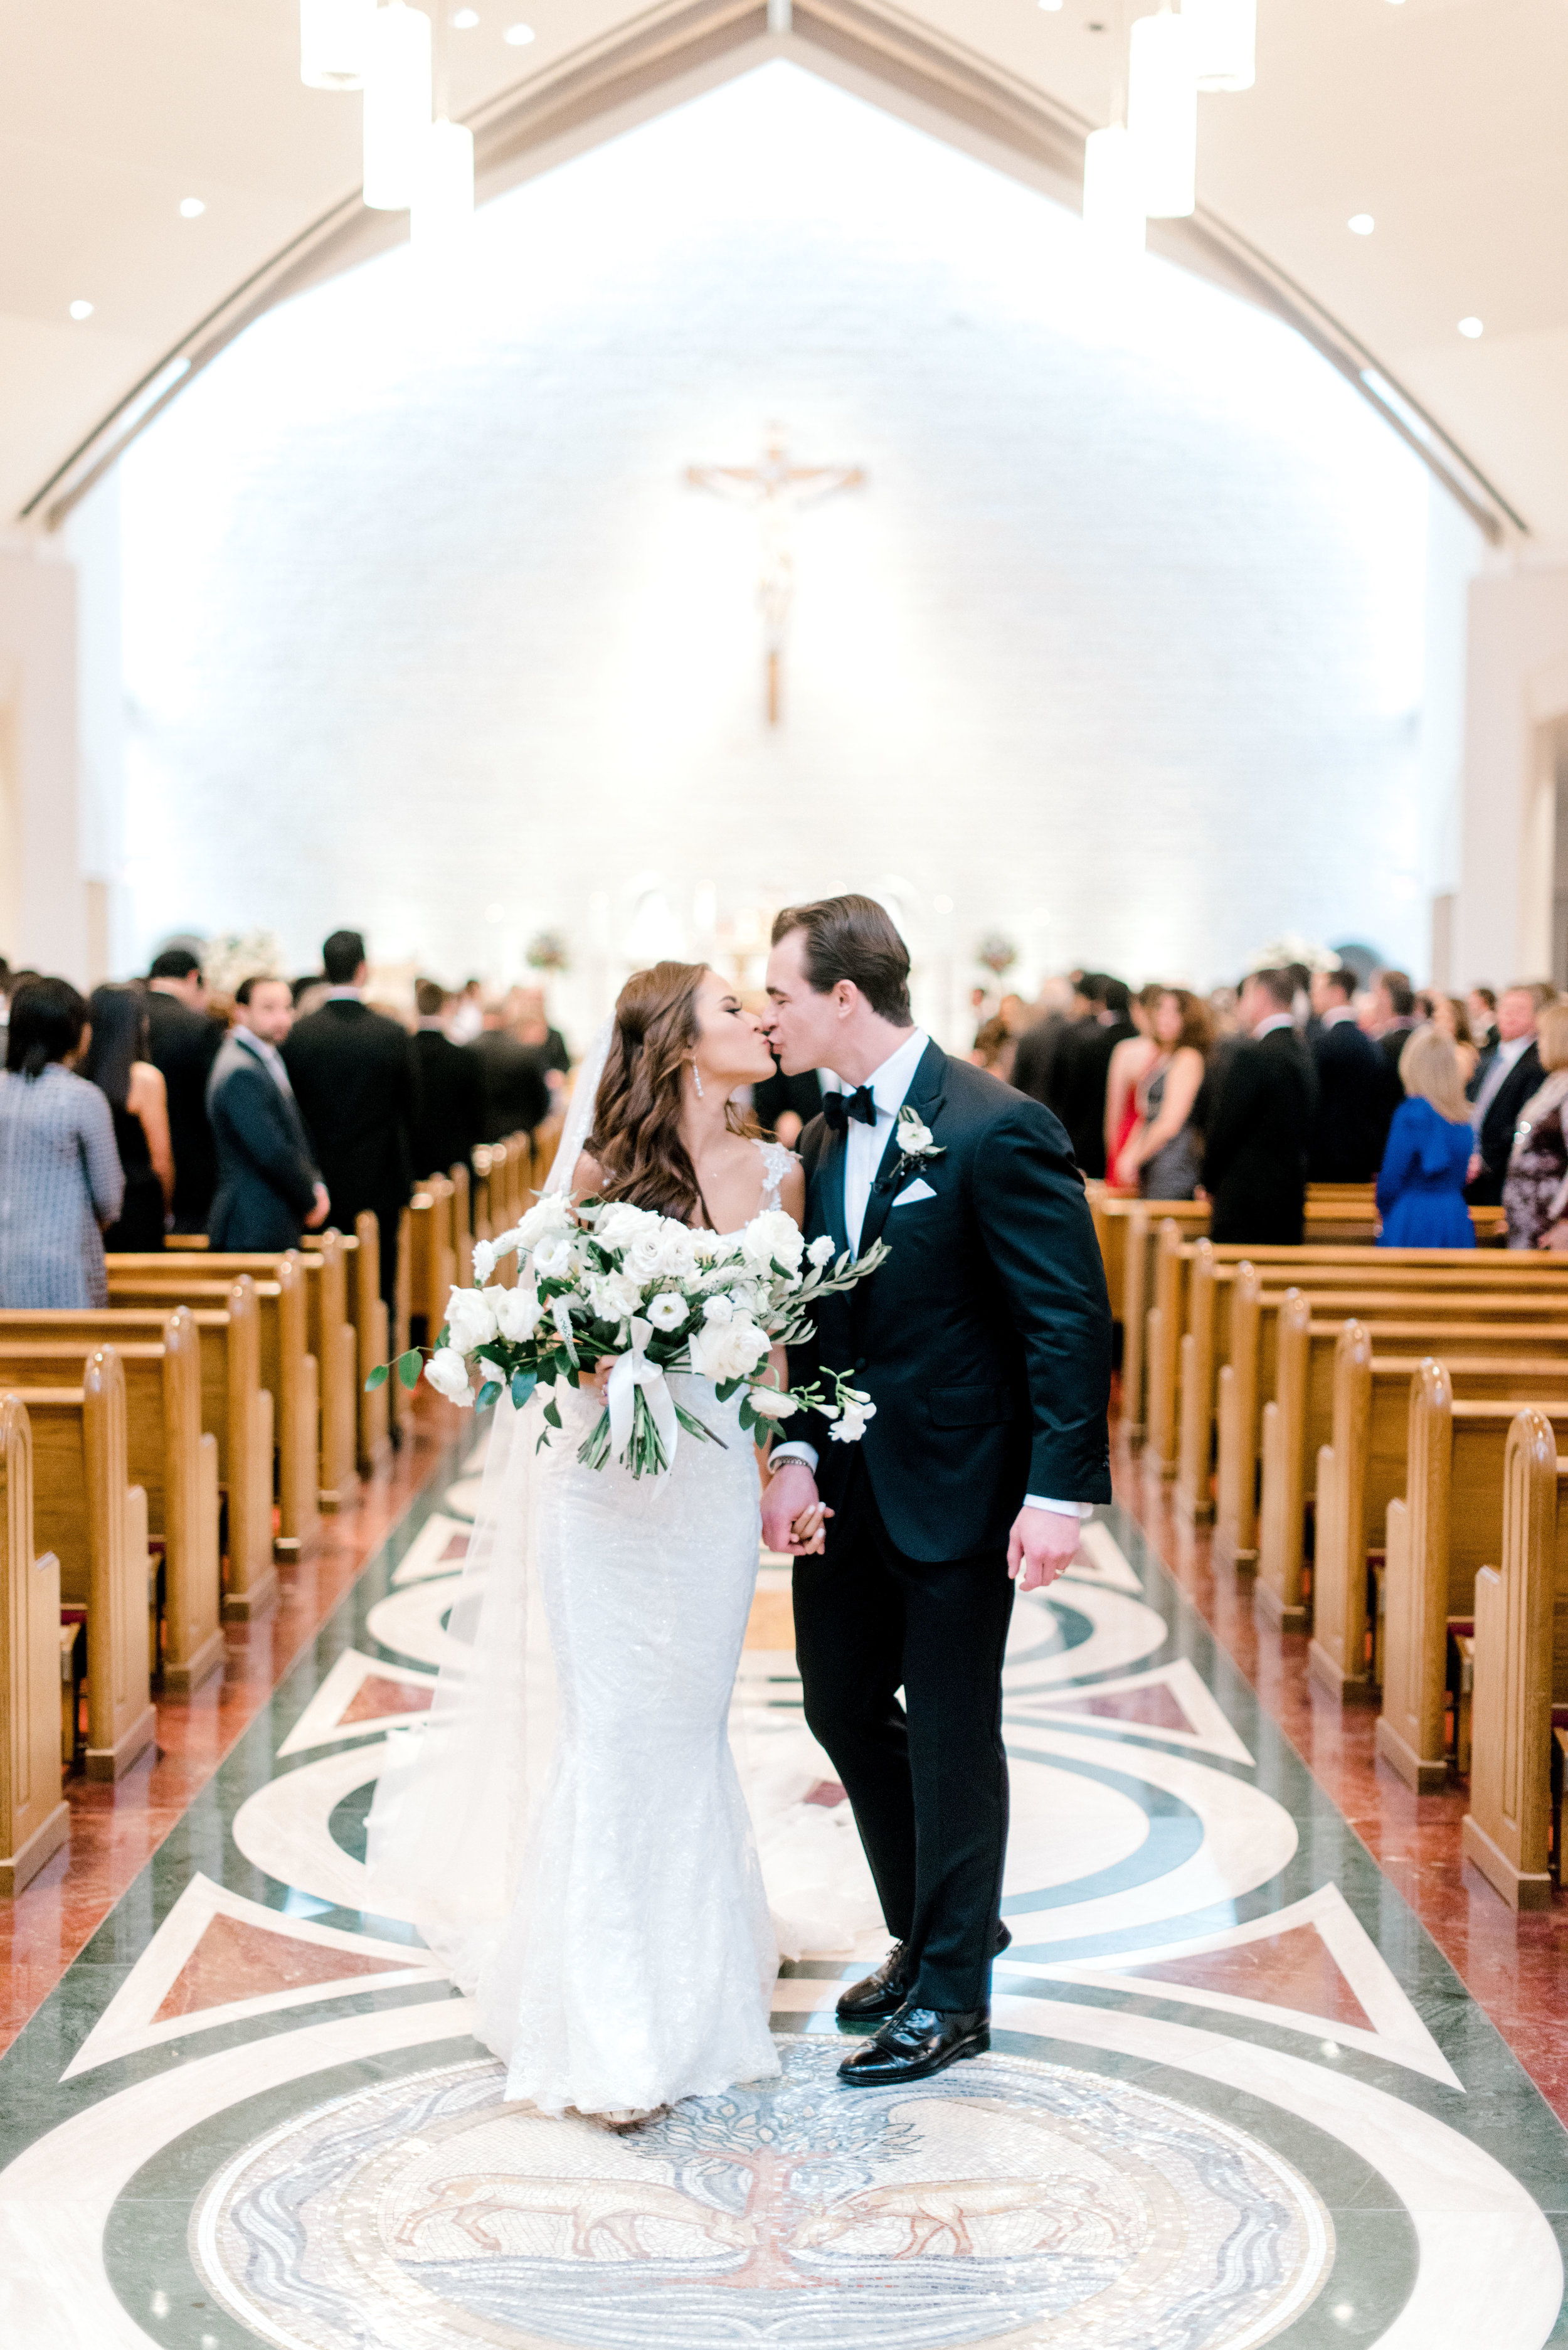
[856,1039,948,1264]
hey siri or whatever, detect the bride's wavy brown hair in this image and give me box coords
[588,962,753,1225]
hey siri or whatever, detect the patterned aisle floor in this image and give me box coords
[1,1427,1564,2350]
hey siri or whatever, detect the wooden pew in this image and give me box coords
[6,1351,155,1782]
[352,1210,390,1472]
[1378,1368,1568,1792]
[105,1259,318,1565]
[406,1176,457,1343]
[448,1163,473,1287]
[0,1314,222,1695]
[0,1289,273,1622]
[1256,1297,1568,1632]
[1463,1408,1568,1909]
[0,1400,70,1894]
[1310,1327,1568,1704]
[392,1205,413,1440]
[1210,1264,1568,1569]
[1166,1233,1550,1511]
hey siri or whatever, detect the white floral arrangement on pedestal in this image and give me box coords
[369,1194,887,1479]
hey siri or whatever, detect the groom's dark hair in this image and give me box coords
[772,895,913,1024]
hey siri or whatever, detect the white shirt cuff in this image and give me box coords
[1026,1496,1094,1518]
[770,1441,819,1475]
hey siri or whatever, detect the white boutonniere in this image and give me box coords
[886,1103,946,1190]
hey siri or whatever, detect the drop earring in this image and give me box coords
[692,1060,705,1098]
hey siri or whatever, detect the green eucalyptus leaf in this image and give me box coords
[364,1363,389,1392]
[475,1380,502,1413]
[396,1349,424,1390]
[511,1368,538,1410]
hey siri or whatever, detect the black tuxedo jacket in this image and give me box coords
[206,1034,321,1252]
[1202,1025,1317,1245]
[1047,1015,1137,1178]
[282,999,416,1233]
[789,1042,1111,1563]
[144,989,223,1230]
[1308,1018,1391,1183]
[1467,1041,1542,1204]
[468,1029,552,1144]
[411,1028,484,1182]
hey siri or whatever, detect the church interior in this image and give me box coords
[3,4,1568,2346]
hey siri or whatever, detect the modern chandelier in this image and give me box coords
[1082,0,1258,254]
[300,0,475,240]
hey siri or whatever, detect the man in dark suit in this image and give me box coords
[1201,968,1318,1244]
[282,930,416,1309]
[207,977,327,1251]
[1009,977,1075,1107]
[751,1058,823,1147]
[1307,965,1389,1181]
[1046,976,1138,1178]
[468,1006,553,1145]
[1466,981,1550,1205]
[410,980,484,1183]
[143,947,223,1231]
[761,896,1111,2088]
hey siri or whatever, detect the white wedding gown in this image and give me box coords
[457,1139,793,2117]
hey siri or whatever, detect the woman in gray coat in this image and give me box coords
[0,979,124,1307]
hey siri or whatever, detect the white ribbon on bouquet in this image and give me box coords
[606,1315,681,1467]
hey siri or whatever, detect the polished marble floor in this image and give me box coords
[1,1418,1565,2348]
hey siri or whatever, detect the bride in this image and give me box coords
[368,960,818,2122]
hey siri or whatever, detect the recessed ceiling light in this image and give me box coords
[1039,0,1064,11]
[68,299,94,321]
[1458,316,1484,338]
[451,6,479,23]
[179,196,206,219]
[502,19,534,41]
[1348,213,1374,235]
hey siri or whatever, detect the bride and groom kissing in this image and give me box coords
[369,892,1113,2125]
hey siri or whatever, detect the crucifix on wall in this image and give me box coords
[686,424,866,725]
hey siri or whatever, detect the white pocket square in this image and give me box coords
[892,1178,936,1206]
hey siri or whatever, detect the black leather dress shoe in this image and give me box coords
[835,1925,1013,2023]
[837,2006,990,2085]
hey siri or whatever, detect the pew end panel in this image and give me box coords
[0,1398,70,1897]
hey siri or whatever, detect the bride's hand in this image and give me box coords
[580,1357,617,1402]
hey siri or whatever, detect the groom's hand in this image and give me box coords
[1007,1505,1081,1593]
[763,1461,830,1556]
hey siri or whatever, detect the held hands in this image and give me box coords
[1007,1504,1082,1593]
[761,1460,834,1557]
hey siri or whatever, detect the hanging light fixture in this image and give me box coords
[1183,0,1256,92]
[1128,4,1198,218]
[1081,125,1147,257]
[300,0,375,88]
[363,1,433,211]
[412,117,475,243]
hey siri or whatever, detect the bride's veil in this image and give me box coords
[363,1019,614,1984]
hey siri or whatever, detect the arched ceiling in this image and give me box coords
[4,0,1565,543]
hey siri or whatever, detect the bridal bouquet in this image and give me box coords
[368,1193,888,1479]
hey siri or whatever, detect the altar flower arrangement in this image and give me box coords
[368,1194,887,1479]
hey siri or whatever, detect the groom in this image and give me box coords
[761,895,1112,2086]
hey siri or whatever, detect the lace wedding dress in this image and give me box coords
[369,1135,794,2120]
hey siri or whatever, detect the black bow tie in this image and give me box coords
[824,1085,877,1133]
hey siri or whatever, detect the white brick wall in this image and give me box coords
[121,60,1439,1043]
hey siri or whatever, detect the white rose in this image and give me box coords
[702,1294,733,1325]
[595,1201,657,1251]
[746,1386,798,1421]
[424,1347,475,1406]
[494,1285,544,1342]
[444,1286,498,1355]
[626,1219,697,1282]
[472,1240,497,1282]
[587,1269,642,1323]
[533,1233,575,1280]
[898,1112,933,1154]
[807,1234,836,1268]
[741,1209,804,1273]
[645,1292,689,1332]
[688,1315,771,1383]
[516,1194,572,1249]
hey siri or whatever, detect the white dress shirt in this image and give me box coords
[235,1025,296,1102]
[1251,1012,1297,1040]
[1472,1032,1531,1132]
[1321,1005,1359,1029]
[771,1027,1091,1523]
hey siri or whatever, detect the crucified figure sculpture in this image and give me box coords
[687,423,866,725]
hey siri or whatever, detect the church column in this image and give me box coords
[1455,557,1568,992]
[0,537,87,982]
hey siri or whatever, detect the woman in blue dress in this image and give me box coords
[1375,1025,1475,1249]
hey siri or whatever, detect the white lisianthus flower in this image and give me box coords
[741,1208,804,1274]
[689,1314,771,1383]
[588,1269,642,1323]
[702,1294,734,1325]
[645,1292,689,1333]
[533,1233,575,1280]
[898,1113,935,1155]
[830,1387,877,1444]
[494,1285,544,1342]
[516,1194,572,1249]
[444,1286,499,1356]
[807,1234,837,1268]
[627,1218,699,1282]
[472,1240,498,1282]
[747,1386,798,1421]
[595,1201,659,1251]
[425,1347,475,1406]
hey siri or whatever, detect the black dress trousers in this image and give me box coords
[791,1453,1015,2014]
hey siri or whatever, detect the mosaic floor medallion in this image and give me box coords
[191,2035,1331,2350]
